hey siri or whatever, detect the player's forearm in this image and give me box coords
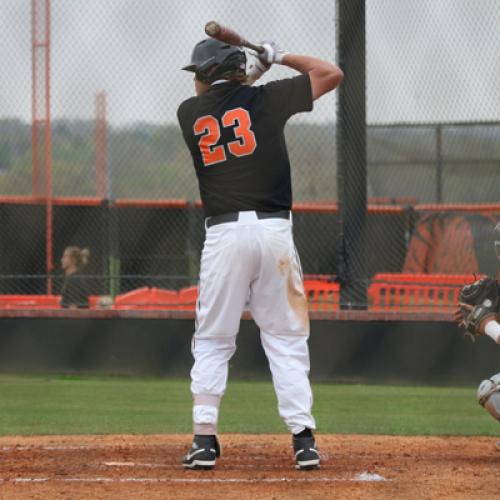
[281,53,340,76]
[484,320,500,344]
[281,53,343,99]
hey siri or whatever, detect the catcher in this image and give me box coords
[455,222,500,449]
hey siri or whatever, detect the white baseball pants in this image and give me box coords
[190,211,316,435]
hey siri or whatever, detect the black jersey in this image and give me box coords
[60,272,90,308]
[177,74,313,217]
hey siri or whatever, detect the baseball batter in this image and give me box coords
[455,222,500,450]
[177,37,343,470]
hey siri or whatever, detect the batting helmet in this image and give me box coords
[182,38,246,84]
[494,222,500,261]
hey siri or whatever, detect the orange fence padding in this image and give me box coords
[304,280,340,311]
[0,273,474,313]
[369,283,460,312]
[178,286,198,311]
[0,294,61,309]
[369,273,477,311]
[372,273,480,285]
[114,287,179,310]
[113,286,149,309]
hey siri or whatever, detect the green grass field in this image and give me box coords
[0,374,497,436]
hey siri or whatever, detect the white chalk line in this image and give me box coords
[102,461,298,469]
[0,473,387,484]
[104,461,165,468]
[0,444,269,452]
[0,444,177,452]
[1,445,105,452]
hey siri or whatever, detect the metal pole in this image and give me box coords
[95,92,108,199]
[336,0,367,309]
[45,0,53,294]
[31,0,39,197]
[436,125,443,203]
[32,0,53,293]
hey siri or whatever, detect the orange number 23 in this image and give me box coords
[193,108,257,167]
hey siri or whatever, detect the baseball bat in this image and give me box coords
[205,21,264,54]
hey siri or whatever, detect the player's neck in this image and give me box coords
[195,79,210,96]
[195,78,242,96]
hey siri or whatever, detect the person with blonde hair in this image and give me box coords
[60,246,91,309]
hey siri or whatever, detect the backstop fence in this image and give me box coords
[0,0,499,310]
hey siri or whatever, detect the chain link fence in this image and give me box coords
[0,0,499,304]
[365,0,500,289]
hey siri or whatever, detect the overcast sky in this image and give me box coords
[0,0,499,125]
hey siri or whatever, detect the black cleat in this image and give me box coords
[182,434,221,470]
[293,431,320,470]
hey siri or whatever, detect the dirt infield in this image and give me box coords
[0,434,498,499]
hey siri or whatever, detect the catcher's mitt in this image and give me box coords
[454,277,500,339]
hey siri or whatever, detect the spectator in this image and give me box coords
[60,246,91,309]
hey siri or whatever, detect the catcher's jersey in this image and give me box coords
[177,74,313,217]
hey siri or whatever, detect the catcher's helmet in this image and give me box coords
[182,38,246,84]
[494,222,500,261]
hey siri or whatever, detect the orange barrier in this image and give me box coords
[2,196,499,213]
[304,280,340,311]
[0,294,113,310]
[372,273,480,285]
[178,286,198,311]
[369,283,460,312]
[0,294,61,309]
[89,295,102,309]
[305,273,485,286]
[114,287,148,309]
[112,198,189,209]
[0,274,471,313]
[370,273,471,311]
[302,275,466,312]
[114,287,179,310]
[0,196,104,206]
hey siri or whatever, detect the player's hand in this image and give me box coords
[258,40,288,65]
[454,302,473,327]
[456,277,500,339]
[246,55,270,84]
[455,301,496,340]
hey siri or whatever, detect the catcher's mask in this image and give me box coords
[494,222,500,261]
[182,38,246,84]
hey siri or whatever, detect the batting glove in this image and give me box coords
[258,40,289,65]
[246,55,270,84]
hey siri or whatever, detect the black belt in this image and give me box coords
[206,210,290,228]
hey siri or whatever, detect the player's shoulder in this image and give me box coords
[257,74,312,118]
[177,96,199,123]
[262,73,311,92]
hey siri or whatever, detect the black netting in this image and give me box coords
[1,0,499,309]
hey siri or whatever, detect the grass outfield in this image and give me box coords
[0,374,497,436]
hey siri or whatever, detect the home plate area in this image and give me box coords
[0,434,497,499]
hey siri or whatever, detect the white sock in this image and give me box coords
[484,320,500,345]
